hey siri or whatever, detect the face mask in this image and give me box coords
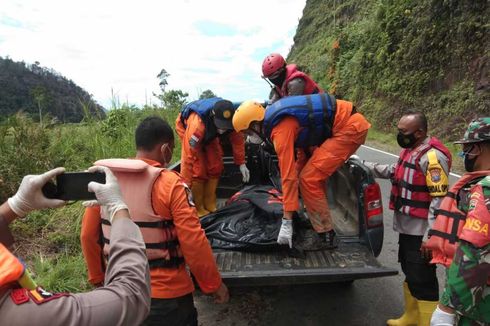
[459,145,478,172]
[397,132,417,149]
[269,69,287,87]
[246,133,264,145]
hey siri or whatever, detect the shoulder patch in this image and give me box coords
[10,287,69,305]
[429,167,441,183]
[182,182,195,207]
[189,133,201,149]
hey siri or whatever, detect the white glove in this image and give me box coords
[83,166,128,223]
[239,164,250,183]
[8,167,66,217]
[349,154,361,161]
[277,218,293,248]
[430,306,455,326]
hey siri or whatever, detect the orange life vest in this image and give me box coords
[0,243,25,287]
[426,171,490,268]
[275,64,323,98]
[95,159,184,269]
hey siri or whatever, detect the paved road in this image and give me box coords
[196,145,460,326]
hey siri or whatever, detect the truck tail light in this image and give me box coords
[364,183,383,228]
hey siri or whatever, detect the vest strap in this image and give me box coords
[103,237,180,249]
[428,209,466,244]
[403,161,417,169]
[395,197,431,209]
[101,219,174,228]
[149,257,185,269]
[397,179,429,192]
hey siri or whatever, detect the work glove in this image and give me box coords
[430,306,455,326]
[8,167,66,217]
[277,218,293,248]
[83,166,128,223]
[349,154,360,161]
[239,164,250,183]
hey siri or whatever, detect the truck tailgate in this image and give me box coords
[214,242,397,287]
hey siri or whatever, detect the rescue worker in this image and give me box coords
[0,166,151,325]
[81,116,229,326]
[359,111,452,325]
[261,52,323,104]
[232,94,371,249]
[427,117,490,326]
[175,97,249,217]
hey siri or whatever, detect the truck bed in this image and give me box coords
[214,242,397,286]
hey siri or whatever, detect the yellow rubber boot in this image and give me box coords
[191,181,209,217]
[204,178,219,213]
[387,282,418,326]
[416,300,438,326]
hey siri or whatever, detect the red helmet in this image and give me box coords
[262,53,286,78]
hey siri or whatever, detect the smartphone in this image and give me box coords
[42,172,106,201]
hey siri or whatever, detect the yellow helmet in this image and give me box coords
[232,100,266,132]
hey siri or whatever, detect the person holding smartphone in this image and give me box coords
[0,166,151,325]
[81,116,229,326]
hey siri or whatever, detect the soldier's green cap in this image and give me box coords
[454,117,490,144]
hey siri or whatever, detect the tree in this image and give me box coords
[158,89,189,109]
[157,68,170,92]
[199,89,217,99]
[31,86,47,127]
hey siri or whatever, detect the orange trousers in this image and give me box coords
[181,137,224,182]
[297,114,369,232]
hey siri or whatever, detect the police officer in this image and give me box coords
[428,117,490,326]
[261,53,323,104]
[360,111,451,325]
[0,166,151,325]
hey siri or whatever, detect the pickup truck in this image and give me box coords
[170,142,398,287]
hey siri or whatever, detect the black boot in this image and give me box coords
[324,230,339,249]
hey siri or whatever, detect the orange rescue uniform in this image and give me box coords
[81,158,222,298]
[270,100,371,232]
[175,112,245,185]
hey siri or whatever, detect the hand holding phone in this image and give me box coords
[42,172,106,201]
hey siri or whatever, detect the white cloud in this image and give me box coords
[0,0,306,108]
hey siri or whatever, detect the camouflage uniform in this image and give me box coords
[441,118,490,326]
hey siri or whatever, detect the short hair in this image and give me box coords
[402,110,428,132]
[135,116,174,151]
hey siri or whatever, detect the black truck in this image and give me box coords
[171,143,397,287]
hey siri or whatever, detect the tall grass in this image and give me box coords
[4,104,180,292]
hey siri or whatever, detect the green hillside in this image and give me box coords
[0,57,105,123]
[288,0,489,139]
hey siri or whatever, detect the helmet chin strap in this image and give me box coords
[262,76,275,89]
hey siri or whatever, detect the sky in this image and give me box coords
[0,0,306,109]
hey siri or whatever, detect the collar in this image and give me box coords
[135,157,162,168]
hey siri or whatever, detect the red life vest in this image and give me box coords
[389,137,452,219]
[426,171,490,268]
[275,64,323,98]
[95,159,184,269]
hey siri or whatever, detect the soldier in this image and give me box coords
[0,166,151,325]
[427,117,490,326]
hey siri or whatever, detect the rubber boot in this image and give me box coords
[191,181,209,217]
[416,300,438,326]
[386,282,418,326]
[203,178,219,213]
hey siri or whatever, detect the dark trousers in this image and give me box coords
[142,293,198,326]
[398,233,439,301]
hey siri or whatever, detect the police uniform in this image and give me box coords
[364,136,451,300]
[0,214,151,326]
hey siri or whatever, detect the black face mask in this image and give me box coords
[464,155,478,172]
[269,69,287,87]
[397,132,417,149]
